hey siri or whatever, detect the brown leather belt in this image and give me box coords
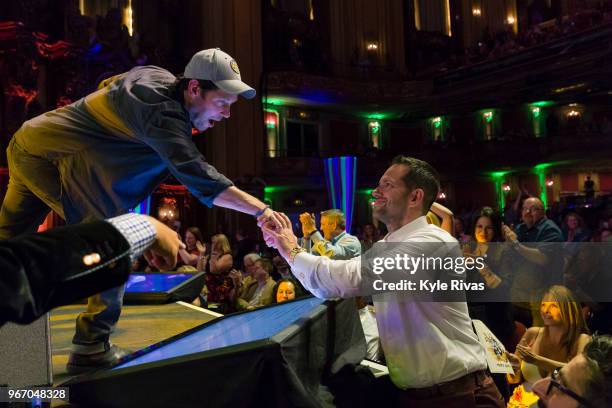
[400,370,489,399]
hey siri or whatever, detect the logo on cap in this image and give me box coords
[230,60,240,75]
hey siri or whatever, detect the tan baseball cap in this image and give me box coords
[184,48,256,99]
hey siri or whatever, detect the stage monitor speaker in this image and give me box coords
[123,272,205,305]
[0,314,52,387]
[65,297,366,407]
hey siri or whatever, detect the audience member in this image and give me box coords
[464,206,515,400]
[234,253,261,298]
[531,334,612,408]
[506,285,591,407]
[465,207,515,335]
[299,209,361,260]
[236,258,276,310]
[178,226,205,267]
[503,197,563,327]
[196,234,235,313]
[273,278,303,303]
[562,212,591,244]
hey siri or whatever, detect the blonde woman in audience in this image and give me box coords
[506,285,591,408]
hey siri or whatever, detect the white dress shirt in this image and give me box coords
[293,216,487,389]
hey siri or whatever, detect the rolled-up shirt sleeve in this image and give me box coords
[142,104,233,207]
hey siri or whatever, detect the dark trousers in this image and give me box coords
[374,370,505,408]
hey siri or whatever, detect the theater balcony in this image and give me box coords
[261,21,612,183]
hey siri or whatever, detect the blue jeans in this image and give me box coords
[0,138,124,352]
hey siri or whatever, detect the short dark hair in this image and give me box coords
[175,75,218,94]
[390,156,440,215]
[582,334,612,407]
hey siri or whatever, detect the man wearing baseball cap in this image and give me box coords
[0,48,281,373]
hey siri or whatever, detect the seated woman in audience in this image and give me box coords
[506,285,591,408]
[273,278,303,303]
[236,258,276,310]
[463,207,515,344]
[561,212,590,244]
[464,206,515,400]
[196,234,235,313]
[178,226,205,267]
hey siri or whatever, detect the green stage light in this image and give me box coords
[530,101,554,107]
[262,97,285,106]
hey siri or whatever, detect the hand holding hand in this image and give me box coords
[261,212,299,258]
[257,207,284,231]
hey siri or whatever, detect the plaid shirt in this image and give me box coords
[106,213,156,261]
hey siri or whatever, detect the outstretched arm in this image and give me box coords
[0,214,183,327]
[214,186,284,227]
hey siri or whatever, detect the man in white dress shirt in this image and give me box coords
[262,156,504,407]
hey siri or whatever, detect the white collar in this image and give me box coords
[383,216,428,242]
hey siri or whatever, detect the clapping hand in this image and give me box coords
[502,223,517,242]
[299,212,317,237]
[228,269,242,287]
[515,344,540,364]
